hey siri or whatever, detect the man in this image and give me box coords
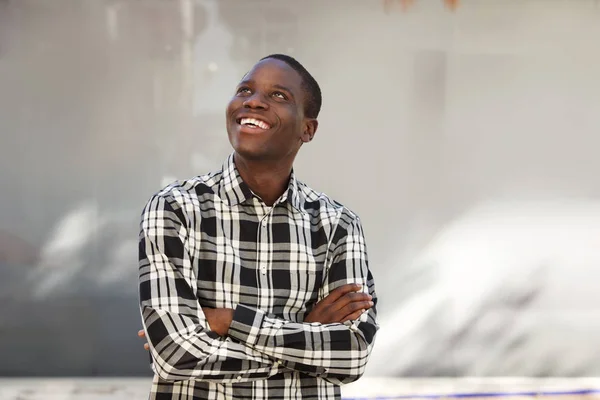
[138,54,379,399]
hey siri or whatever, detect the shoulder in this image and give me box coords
[297,180,362,229]
[142,169,221,214]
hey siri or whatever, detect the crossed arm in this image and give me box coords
[139,194,378,384]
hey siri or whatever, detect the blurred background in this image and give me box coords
[1,0,600,397]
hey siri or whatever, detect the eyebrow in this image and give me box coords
[272,84,294,96]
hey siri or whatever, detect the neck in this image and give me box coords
[233,153,293,206]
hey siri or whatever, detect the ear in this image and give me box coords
[300,119,318,143]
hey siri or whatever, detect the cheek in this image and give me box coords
[280,106,301,128]
[226,98,240,116]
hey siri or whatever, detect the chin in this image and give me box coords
[229,140,269,161]
[235,148,272,161]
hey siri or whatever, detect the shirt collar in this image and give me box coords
[218,153,306,214]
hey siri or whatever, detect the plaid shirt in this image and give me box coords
[139,154,379,400]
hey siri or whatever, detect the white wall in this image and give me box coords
[1,0,599,376]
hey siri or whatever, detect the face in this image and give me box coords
[226,58,318,163]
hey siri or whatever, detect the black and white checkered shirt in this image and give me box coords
[139,154,379,399]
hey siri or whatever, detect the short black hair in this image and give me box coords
[260,54,322,119]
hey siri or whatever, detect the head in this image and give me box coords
[226,54,322,164]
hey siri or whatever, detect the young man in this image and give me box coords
[138,54,379,399]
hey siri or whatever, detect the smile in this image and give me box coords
[237,117,271,130]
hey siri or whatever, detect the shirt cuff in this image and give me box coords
[228,304,266,346]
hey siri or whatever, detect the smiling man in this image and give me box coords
[138,54,379,400]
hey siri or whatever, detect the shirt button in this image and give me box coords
[262,220,267,227]
[237,375,242,381]
[261,266,267,275]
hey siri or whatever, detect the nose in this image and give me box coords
[243,92,268,110]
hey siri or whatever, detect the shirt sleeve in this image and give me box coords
[227,210,379,385]
[139,193,282,383]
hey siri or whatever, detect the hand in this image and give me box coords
[203,307,235,336]
[305,283,373,324]
[138,329,149,351]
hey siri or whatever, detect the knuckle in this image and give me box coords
[349,293,365,301]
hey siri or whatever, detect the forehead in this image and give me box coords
[240,59,303,93]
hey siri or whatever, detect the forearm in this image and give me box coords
[227,303,377,384]
[141,305,282,383]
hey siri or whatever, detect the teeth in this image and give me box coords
[240,118,270,130]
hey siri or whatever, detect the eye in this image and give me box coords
[237,87,251,95]
[272,91,287,100]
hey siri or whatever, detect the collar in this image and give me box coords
[218,153,306,214]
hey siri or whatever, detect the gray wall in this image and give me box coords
[1,0,600,377]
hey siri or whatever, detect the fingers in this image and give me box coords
[138,330,149,351]
[305,283,372,324]
[340,309,365,323]
[340,298,376,323]
[330,292,372,312]
[320,283,363,305]
[337,297,373,319]
[315,294,373,324]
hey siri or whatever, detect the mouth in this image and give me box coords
[236,116,272,131]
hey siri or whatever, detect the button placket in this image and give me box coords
[259,211,270,274]
[257,213,269,277]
